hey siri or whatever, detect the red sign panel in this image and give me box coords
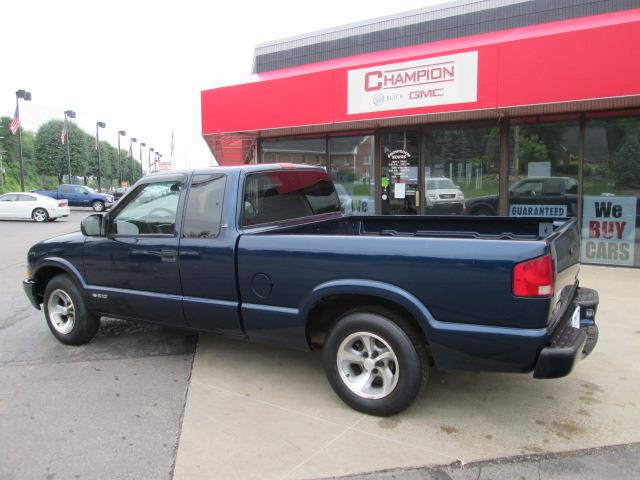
[201,9,640,135]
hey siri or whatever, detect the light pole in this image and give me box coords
[117,130,126,186]
[148,147,154,174]
[63,110,76,183]
[129,137,137,184]
[156,152,162,172]
[96,121,106,190]
[15,89,32,191]
[139,142,146,176]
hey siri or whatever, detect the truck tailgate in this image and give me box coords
[548,219,581,327]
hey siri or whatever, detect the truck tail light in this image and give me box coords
[513,255,554,297]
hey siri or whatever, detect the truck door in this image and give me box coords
[83,175,186,327]
[59,185,75,205]
[178,172,243,337]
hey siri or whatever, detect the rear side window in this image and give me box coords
[182,174,226,239]
[242,170,341,226]
[18,194,36,201]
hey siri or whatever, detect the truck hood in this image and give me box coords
[28,231,85,265]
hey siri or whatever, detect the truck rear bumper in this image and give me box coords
[533,287,599,379]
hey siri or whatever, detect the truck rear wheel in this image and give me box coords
[43,274,99,345]
[322,307,428,416]
[91,200,105,212]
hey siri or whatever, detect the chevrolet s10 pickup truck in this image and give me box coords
[23,164,599,416]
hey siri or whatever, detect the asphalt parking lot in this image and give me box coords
[1,211,639,480]
[0,211,196,480]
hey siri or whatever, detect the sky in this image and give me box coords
[1,0,451,170]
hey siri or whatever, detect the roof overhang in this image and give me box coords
[202,9,640,163]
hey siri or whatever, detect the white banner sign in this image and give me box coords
[509,204,567,217]
[581,195,637,266]
[347,51,478,115]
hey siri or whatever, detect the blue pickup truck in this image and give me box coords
[23,164,599,416]
[34,184,114,212]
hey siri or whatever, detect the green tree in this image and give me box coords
[613,135,640,188]
[1,117,39,192]
[35,120,89,184]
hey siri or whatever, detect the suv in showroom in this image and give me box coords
[425,177,465,214]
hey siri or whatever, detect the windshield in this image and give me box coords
[426,178,456,190]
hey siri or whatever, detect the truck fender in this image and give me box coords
[33,257,88,293]
[299,279,437,336]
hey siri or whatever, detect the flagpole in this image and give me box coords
[16,96,25,192]
[65,115,71,183]
[63,110,76,183]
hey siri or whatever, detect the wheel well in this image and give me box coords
[306,294,428,351]
[470,204,496,215]
[33,266,68,300]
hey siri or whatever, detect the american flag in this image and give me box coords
[60,126,67,144]
[9,106,20,135]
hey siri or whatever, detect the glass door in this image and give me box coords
[380,131,420,214]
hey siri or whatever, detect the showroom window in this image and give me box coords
[260,138,327,166]
[425,125,500,216]
[508,120,580,218]
[582,115,640,267]
[329,136,375,215]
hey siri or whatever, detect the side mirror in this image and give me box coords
[81,214,105,236]
[84,191,89,195]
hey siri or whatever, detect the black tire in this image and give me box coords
[43,274,99,345]
[32,208,49,222]
[92,200,105,212]
[46,217,58,222]
[322,307,428,416]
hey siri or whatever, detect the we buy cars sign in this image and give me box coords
[581,196,637,266]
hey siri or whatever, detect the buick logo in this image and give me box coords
[373,93,384,106]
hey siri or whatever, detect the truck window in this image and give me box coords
[111,181,182,235]
[242,170,341,226]
[543,178,563,195]
[60,185,73,194]
[182,174,226,238]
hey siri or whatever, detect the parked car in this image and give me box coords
[34,184,114,212]
[425,177,465,214]
[0,192,70,222]
[110,187,128,201]
[23,164,599,416]
[466,176,578,216]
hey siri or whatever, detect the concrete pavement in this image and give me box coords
[173,266,640,480]
[0,212,196,480]
[2,211,639,479]
[336,443,640,480]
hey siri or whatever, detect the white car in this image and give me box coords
[425,177,465,214]
[0,192,70,222]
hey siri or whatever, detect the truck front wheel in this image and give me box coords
[91,200,105,212]
[322,308,428,416]
[43,274,100,345]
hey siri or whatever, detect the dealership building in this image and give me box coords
[201,0,640,268]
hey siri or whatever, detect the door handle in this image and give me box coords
[161,249,177,262]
